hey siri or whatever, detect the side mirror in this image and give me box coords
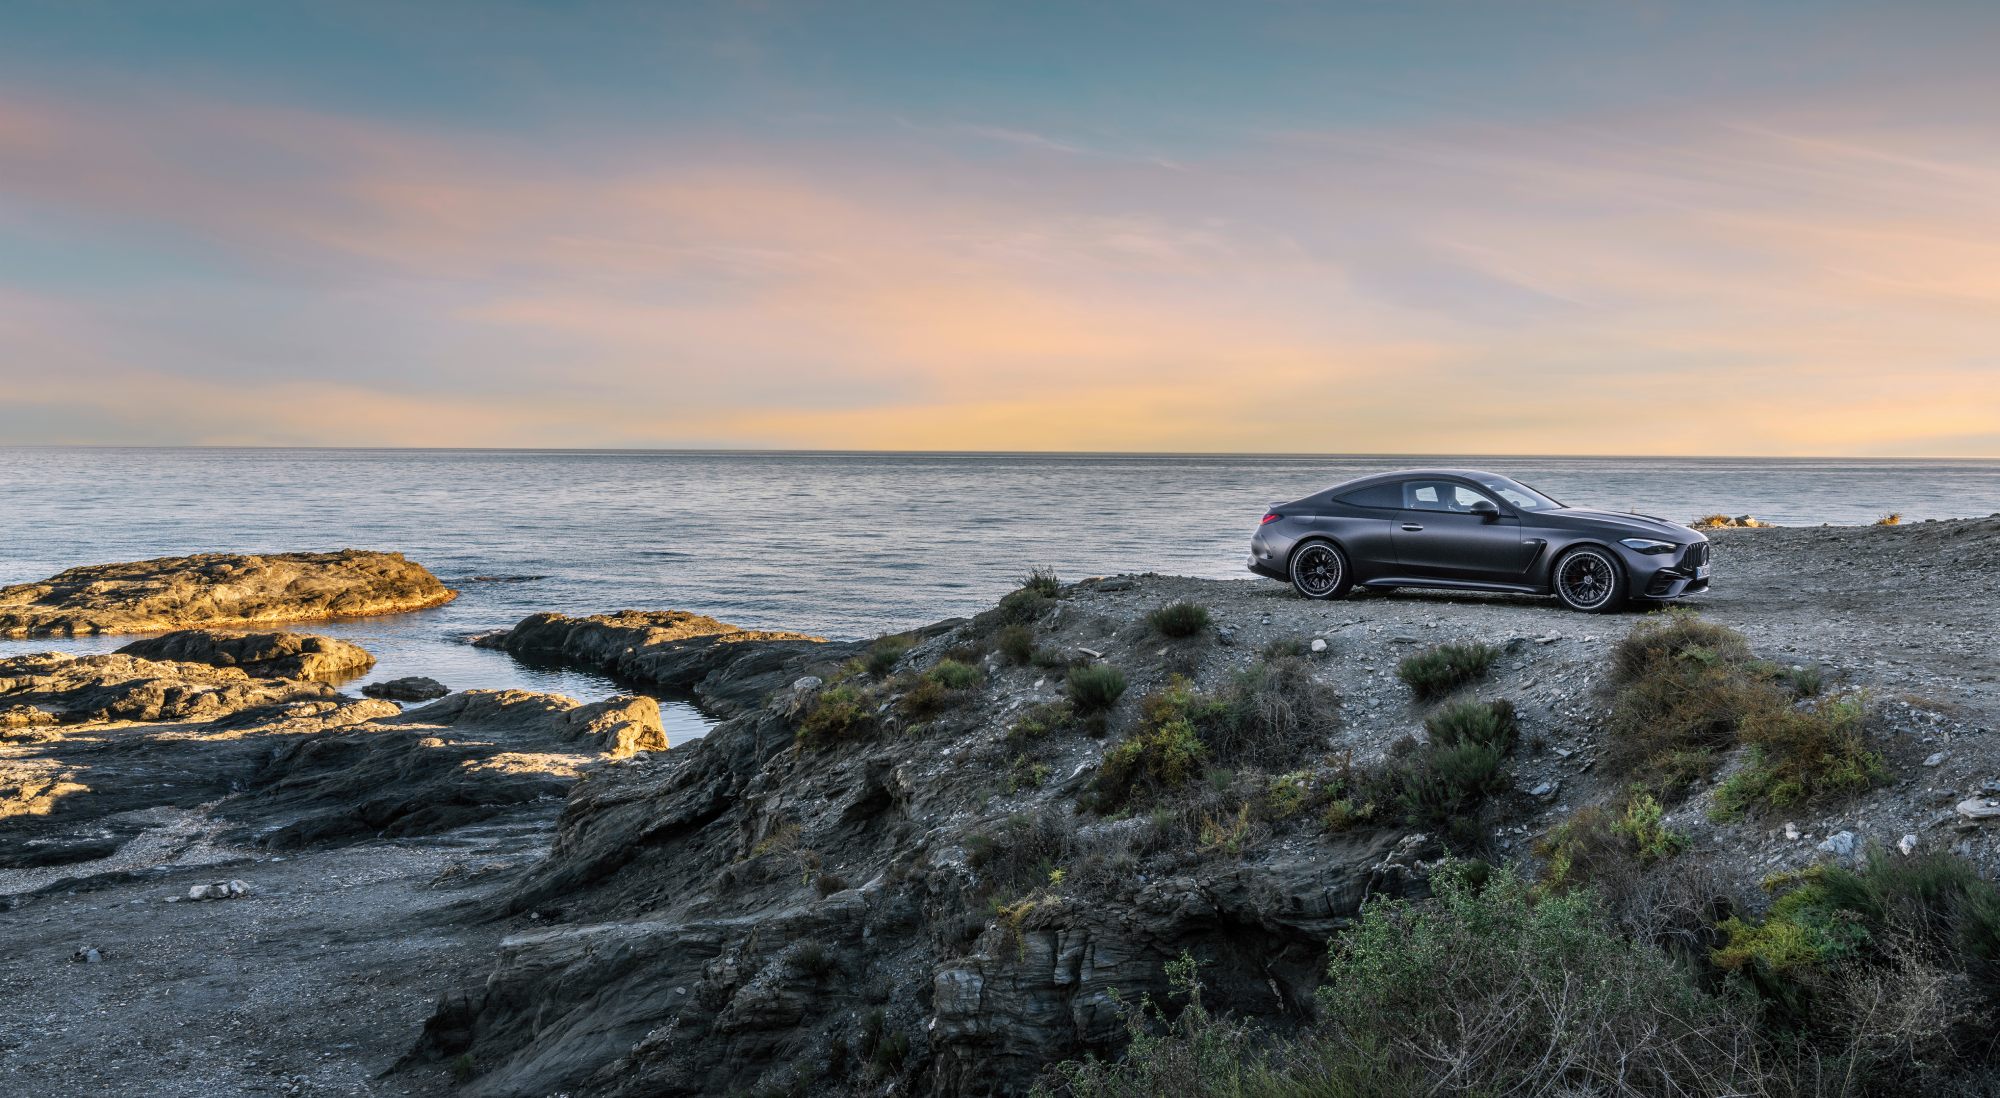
[1470,499,1500,521]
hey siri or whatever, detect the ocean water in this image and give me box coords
[3,449,1995,734]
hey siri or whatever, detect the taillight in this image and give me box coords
[1261,512,1281,525]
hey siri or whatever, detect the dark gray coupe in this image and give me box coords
[1246,468,1710,612]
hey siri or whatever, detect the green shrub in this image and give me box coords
[1536,791,1687,893]
[1395,641,1499,700]
[1147,601,1211,638]
[999,587,1052,624]
[996,623,1036,665]
[1424,697,1518,752]
[1041,863,1773,1097]
[1260,636,1309,660]
[1711,696,1884,819]
[1604,611,1785,800]
[797,684,874,746]
[1206,656,1338,766]
[866,635,913,678]
[1020,566,1063,598]
[1066,664,1127,712]
[1007,700,1074,747]
[1092,713,1207,812]
[926,658,984,690]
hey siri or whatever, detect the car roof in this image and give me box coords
[1331,468,1502,490]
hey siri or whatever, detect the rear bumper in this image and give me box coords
[1247,554,1286,581]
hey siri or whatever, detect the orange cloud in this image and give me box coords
[2,87,1997,455]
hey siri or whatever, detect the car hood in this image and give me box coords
[1540,508,1699,541]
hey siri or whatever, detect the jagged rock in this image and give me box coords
[0,652,332,723]
[487,611,826,714]
[363,676,451,702]
[1817,830,1857,858]
[0,550,455,637]
[117,629,375,682]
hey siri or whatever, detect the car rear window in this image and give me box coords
[1335,482,1402,509]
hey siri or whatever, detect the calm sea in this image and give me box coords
[3,449,1995,737]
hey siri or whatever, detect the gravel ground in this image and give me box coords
[0,814,553,1097]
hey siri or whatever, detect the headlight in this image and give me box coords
[1619,538,1677,555]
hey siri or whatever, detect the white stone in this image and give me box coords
[1309,638,1328,654]
[1923,752,1947,767]
[1898,834,1920,856]
[1817,831,1857,857]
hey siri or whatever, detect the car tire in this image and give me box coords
[1552,545,1626,613]
[1288,540,1353,600]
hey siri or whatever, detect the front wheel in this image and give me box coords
[1289,541,1352,600]
[1552,546,1626,613]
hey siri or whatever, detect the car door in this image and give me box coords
[1391,479,1529,582]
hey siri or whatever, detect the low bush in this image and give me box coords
[1000,587,1052,624]
[1091,707,1208,813]
[1066,664,1128,713]
[1147,601,1211,639]
[1603,611,1785,800]
[1207,656,1339,766]
[1041,863,1774,1097]
[996,623,1036,665]
[797,683,874,746]
[866,635,913,678]
[1395,641,1499,700]
[1710,695,1884,819]
[1537,791,1687,894]
[1368,699,1519,844]
[926,658,984,690]
[1260,636,1309,660]
[1021,566,1063,598]
[1007,700,1074,747]
[1425,696,1519,753]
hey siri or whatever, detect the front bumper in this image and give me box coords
[1634,540,1711,599]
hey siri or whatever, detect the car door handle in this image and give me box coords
[1400,523,1424,531]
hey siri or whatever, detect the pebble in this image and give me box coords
[1924,752,1947,767]
[1817,831,1857,857]
[1309,638,1327,654]
[72,947,101,964]
[187,879,252,901]
[1783,822,1801,840]
[1899,833,1920,856]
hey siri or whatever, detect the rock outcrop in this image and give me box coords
[0,653,664,869]
[0,550,456,637]
[479,610,826,714]
[409,604,1428,1098]
[116,629,376,682]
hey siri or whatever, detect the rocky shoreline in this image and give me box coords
[3,519,1999,1095]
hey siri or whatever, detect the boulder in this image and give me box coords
[0,550,455,637]
[117,629,375,682]
[363,676,451,702]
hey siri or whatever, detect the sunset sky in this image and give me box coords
[3,1,1997,455]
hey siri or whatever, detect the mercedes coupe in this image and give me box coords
[1246,469,1710,612]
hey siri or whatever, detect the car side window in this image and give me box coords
[1404,480,1498,513]
[1404,481,1451,511]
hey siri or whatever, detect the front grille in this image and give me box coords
[1683,542,1709,568]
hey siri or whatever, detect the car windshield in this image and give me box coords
[1473,474,1564,511]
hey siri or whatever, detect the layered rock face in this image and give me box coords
[0,550,456,637]
[116,628,376,681]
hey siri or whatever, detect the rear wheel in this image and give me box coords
[1289,541,1352,600]
[1553,546,1625,613]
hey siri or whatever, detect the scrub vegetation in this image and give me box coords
[1395,641,1500,699]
